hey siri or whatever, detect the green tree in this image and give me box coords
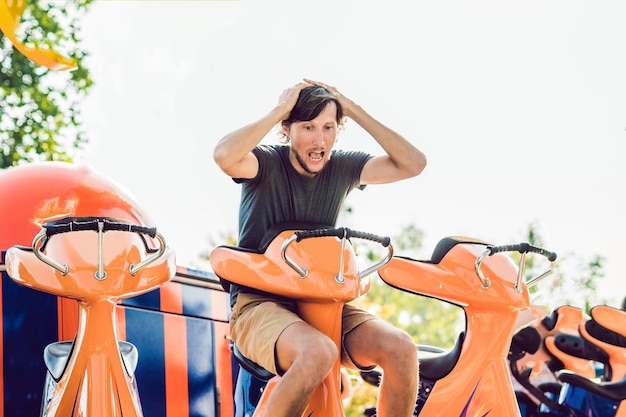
[1,0,93,168]
[352,224,462,348]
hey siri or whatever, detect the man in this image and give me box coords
[213,78,426,417]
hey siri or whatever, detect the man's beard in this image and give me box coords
[292,148,323,176]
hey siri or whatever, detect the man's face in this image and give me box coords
[284,102,338,177]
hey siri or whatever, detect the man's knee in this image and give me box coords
[396,329,416,353]
[376,327,417,371]
[279,324,338,371]
[312,333,339,366]
[374,324,414,351]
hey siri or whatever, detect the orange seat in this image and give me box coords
[580,306,626,382]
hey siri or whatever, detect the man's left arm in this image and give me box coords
[348,103,427,185]
[304,78,426,185]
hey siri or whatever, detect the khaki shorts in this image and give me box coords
[229,292,378,375]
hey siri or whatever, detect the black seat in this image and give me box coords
[232,343,274,381]
[419,331,465,381]
[558,371,626,402]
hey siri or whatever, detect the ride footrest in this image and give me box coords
[43,340,139,382]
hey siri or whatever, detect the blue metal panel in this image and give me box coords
[233,366,266,417]
[559,383,619,417]
[2,249,58,417]
[182,285,213,320]
[122,287,161,311]
[124,307,167,417]
[187,316,217,417]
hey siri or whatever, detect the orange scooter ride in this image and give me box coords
[509,303,626,416]
[362,236,557,416]
[5,216,176,417]
[508,305,596,414]
[545,305,626,416]
[209,225,393,417]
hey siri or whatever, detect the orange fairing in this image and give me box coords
[5,221,175,417]
[6,229,175,301]
[588,305,626,339]
[0,162,153,251]
[535,306,592,378]
[210,228,383,417]
[515,305,588,378]
[210,230,370,302]
[580,306,626,381]
[544,336,596,379]
[380,242,526,309]
[550,305,587,334]
[377,239,530,416]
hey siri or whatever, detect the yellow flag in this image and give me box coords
[0,0,77,71]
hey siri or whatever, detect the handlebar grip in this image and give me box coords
[294,228,347,241]
[44,217,157,238]
[294,228,391,247]
[346,230,391,247]
[488,243,557,262]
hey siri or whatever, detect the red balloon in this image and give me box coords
[0,162,153,251]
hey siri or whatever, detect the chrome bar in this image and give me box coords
[130,232,167,276]
[32,230,69,275]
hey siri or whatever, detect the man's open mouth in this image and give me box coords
[309,151,324,161]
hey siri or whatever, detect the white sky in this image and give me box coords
[77,0,626,305]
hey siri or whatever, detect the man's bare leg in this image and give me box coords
[261,322,338,417]
[344,319,418,417]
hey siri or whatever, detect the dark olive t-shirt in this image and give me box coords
[229,144,372,303]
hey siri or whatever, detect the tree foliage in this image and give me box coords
[352,223,463,348]
[1,0,93,168]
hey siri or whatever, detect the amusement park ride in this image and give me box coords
[3,4,626,417]
[0,163,234,417]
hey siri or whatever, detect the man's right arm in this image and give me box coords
[213,81,310,179]
[213,108,284,179]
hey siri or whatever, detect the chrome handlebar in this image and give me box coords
[30,217,166,280]
[475,242,557,292]
[280,227,394,283]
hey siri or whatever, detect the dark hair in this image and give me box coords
[281,86,344,128]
